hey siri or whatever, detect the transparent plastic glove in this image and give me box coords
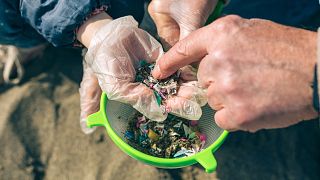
[148,0,219,49]
[79,60,101,134]
[83,16,204,124]
[166,65,207,120]
[166,81,207,119]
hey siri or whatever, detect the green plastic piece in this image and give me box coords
[86,93,228,173]
[135,75,143,82]
[206,0,224,25]
[139,60,148,67]
[154,91,162,106]
[86,1,227,173]
[189,132,196,139]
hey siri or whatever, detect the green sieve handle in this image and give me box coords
[87,110,105,128]
[87,92,108,128]
[195,151,217,173]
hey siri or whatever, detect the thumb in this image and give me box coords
[79,62,101,134]
[152,26,211,79]
[148,2,180,50]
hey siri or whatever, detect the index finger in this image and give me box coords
[152,26,211,79]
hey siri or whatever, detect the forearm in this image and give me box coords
[77,12,113,48]
[316,28,320,114]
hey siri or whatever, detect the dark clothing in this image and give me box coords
[0,0,144,47]
[223,0,320,31]
[0,0,319,48]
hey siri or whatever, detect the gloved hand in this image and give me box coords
[79,60,101,134]
[79,16,206,133]
[148,0,220,50]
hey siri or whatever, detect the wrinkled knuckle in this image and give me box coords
[176,40,192,57]
[249,18,267,24]
[212,47,233,62]
[214,15,242,32]
[158,57,172,74]
[220,76,236,94]
[197,70,210,88]
[207,98,220,111]
[147,1,155,15]
[232,106,251,127]
[235,112,250,127]
[249,18,260,22]
[158,40,191,73]
[197,75,206,88]
[223,15,242,22]
[214,113,226,129]
[211,19,228,32]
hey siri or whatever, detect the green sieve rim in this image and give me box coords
[87,93,228,173]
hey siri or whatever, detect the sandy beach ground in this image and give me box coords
[0,45,319,180]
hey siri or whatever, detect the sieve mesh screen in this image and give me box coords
[106,100,224,149]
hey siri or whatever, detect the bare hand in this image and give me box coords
[152,15,318,132]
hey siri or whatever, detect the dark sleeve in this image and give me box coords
[0,0,46,48]
[107,0,145,23]
[20,0,111,47]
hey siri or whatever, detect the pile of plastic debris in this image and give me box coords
[124,61,206,158]
[135,60,180,110]
[124,113,206,158]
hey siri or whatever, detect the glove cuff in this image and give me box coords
[80,118,97,134]
[89,16,138,48]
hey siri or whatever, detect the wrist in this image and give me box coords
[315,28,320,114]
[313,65,319,112]
[304,30,319,119]
[77,12,113,47]
[306,31,319,118]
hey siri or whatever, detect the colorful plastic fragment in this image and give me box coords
[135,60,180,108]
[124,112,206,158]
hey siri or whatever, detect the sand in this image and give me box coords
[0,46,319,180]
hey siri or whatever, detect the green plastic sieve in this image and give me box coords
[87,93,228,173]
